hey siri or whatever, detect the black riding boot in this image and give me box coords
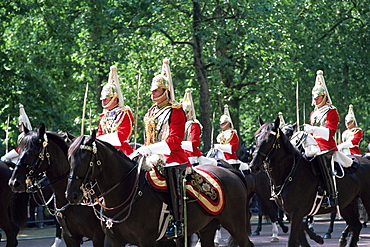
[316,151,337,208]
[164,163,188,239]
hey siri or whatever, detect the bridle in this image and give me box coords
[254,127,301,200]
[69,139,143,229]
[254,128,281,166]
[69,141,140,210]
[17,133,69,216]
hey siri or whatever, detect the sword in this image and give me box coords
[210,111,215,148]
[5,115,10,153]
[133,70,141,150]
[81,82,89,136]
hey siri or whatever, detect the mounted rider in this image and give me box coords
[214,105,240,169]
[181,89,216,166]
[132,58,189,239]
[304,70,339,208]
[1,104,32,163]
[337,104,363,156]
[97,65,134,156]
[181,88,203,165]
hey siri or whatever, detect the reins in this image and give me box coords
[256,127,302,199]
[74,140,141,211]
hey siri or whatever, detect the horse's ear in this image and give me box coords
[292,122,298,130]
[258,115,264,126]
[38,123,46,138]
[274,117,280,129]
[91,130,96,141]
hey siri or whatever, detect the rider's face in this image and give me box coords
[314,95,324,106]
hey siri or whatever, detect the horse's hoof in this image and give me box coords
[282,226,289,233]
[339,239,347,247]
[270,237,279,242]
[323,233,331,239]
[252,231,260,236]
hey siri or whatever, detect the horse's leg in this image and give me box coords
[1,221,19,247]
[196,220,219,247]
[252,210,262,236]
[323,211,336,239]
[339,225,350,247]
[302,220,323,244]
[340,200,362,247]
[63,233,83,247]
[51,219,63,247]
[277,208,289,233]
[287,214,305,247]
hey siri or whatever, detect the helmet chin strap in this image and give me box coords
[102,96,118,109]
[152,89,168,102]
[315,94,327,109]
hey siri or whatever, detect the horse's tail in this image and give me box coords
[10,192,29,228]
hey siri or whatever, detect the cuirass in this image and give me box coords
[145,106,172,144]
[100,107,125,134]
[216,129,234,144]
[342,128,359,142]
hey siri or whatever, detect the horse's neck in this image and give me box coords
[98,155,138,208]
[45,142,70,206]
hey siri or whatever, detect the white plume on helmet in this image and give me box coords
[182,88,196,120]
[100,65,125,108]
[150,58,175,101]
[311,70,332,107]
[220,105,233,128]
[345,104,357,126]
[18,104,32,131]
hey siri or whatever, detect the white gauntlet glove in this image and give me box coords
[337,141,353,151]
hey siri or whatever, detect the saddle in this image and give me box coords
[145,165,225,215]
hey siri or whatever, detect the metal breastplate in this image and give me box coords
[342,128,360,143]
[216,129,234,144]
[100,107,125,134]
[144,106,172,144]
[311,105,331,127]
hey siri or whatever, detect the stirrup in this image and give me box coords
[321,196,337,208]
[165,222,184,239]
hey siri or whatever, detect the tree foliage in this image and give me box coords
[1,0,369,155]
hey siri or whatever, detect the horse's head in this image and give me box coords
[250,117,282,174]
[9,123,69,193]
[239,143,255,163]
[281,122,297,139]
[66,131,100,205]
[9,123,48,192]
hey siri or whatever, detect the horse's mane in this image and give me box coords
[69,135,134,165]
[256,122,301,158]
[20,131,69,154]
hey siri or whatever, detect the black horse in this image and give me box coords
[239,144,289,241]
[0,161,28,247]
[66,132,254,247]
[8,123,105,247]
[250,117,370,247]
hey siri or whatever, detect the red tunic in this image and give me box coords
[97,106,134,156]
[184,121,203,157]
[145,103,190,165]
[341,127,363,155]
[216,129,239,160]
[309,106,339,151]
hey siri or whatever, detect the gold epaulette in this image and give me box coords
[169,100,183,109]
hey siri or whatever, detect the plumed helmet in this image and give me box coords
[220,104,234,128]
[100,66,125,107]
[278,112,285,128]
[150,58,175,100]
[182,88,196,120]
[18,104,32,131]
[345,104,357,126]
[311,70,332,106]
